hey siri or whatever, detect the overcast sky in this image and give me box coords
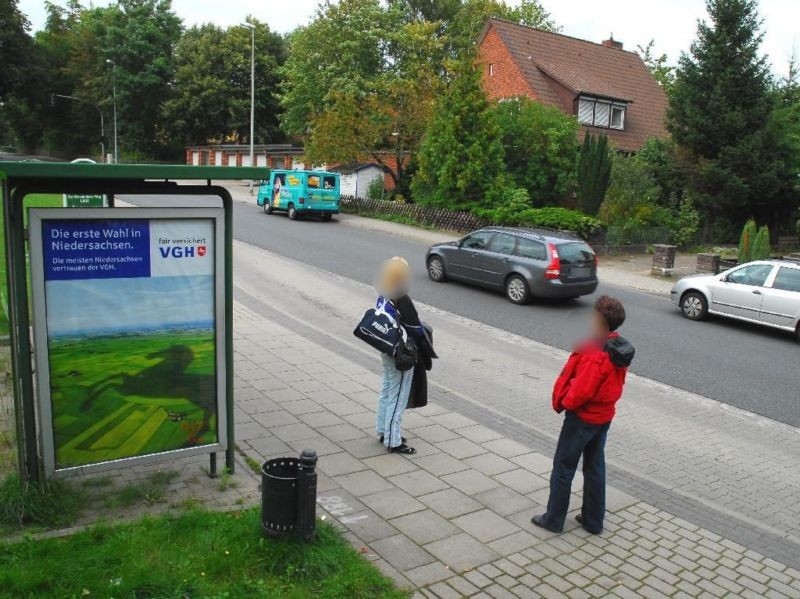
[18,0,799,75]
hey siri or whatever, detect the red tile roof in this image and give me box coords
[480,19,669,151]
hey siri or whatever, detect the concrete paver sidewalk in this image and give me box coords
[232,302,800,599]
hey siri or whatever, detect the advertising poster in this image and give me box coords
[31,210,224,473]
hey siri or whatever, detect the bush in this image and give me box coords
[796,218,800,239]
[738,219,757,263]
[670,194,701,247]
[477,190,601,239]
[366,177,384,201]
[751,225,771,260]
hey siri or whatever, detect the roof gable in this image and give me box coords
[482,18,668,150]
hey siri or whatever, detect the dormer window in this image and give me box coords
[577,96,627,130]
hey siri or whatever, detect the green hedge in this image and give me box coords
[476,205,602,240]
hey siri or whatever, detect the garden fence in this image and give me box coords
[340,195,489,234]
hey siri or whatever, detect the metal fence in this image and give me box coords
[339,195,489,234]
[605,225,671,245]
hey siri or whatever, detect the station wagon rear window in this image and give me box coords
[557,242,594,264]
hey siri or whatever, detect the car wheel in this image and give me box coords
[427,256,447,282]
[322,213,332,222]
[681,291,708,321]
[263,201,274,215]
[287,204,298,220]
[506,275,530,305]
[795,323,800,343]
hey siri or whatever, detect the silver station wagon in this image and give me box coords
[671,259,800,340]
[425,227,598,304]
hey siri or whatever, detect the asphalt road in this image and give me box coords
[126,195,799,426]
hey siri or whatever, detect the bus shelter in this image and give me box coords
[1,163,265,482]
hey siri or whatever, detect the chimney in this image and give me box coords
[602,34,623,50]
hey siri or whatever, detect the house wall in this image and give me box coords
[479,27,537,101]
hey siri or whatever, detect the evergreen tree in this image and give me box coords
[411,58,505,210]
[576,132,612,215]
[751,225,771,260]
[667,0,794,234]
[738,219,757,263]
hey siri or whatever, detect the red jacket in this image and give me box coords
[552,333,635,425]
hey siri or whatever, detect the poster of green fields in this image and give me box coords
[39,217,219,470]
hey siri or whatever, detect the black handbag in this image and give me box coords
[394,337,418,372]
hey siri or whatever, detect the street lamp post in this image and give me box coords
[50,93,105,161]
[106,59,118,164]
[240,22,255,194]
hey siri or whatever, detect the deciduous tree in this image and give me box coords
[411,58,505,210]
[492,97,578,206]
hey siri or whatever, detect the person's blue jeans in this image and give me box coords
[376,354,413,448]
[541,411,610,533]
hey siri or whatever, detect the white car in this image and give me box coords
[670,260,800,341]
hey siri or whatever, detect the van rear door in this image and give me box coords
[309,174,340,210]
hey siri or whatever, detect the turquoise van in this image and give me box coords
[257,169,341,221]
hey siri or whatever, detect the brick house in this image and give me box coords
[478,18,668,151]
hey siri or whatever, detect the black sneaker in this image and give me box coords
[531,514,562,533]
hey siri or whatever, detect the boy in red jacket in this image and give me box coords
[532,296,635,534]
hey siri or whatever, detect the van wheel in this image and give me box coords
[322,213,332,222]
[287,204,298,220]
[681,291,708,321]
[506,275,530,305]
[263,201,274,215]
[427,256,447,282]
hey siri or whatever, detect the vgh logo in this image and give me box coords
[159,245,207,258]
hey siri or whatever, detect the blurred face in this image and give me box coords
[592,309,609,339]
[377,257,411,299]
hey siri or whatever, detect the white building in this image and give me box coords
[330,163,385,198]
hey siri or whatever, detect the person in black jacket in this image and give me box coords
[374,257,423,454]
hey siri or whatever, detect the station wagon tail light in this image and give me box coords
[545,243,561,279]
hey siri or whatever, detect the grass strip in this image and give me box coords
[0,507,409,598]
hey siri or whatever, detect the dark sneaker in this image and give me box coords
[575,513,602,535]
[531,514,562,533]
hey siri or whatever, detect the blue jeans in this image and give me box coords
[376,354,413,448]
[541,411,610,533]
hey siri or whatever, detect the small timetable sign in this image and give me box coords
[62,194,107,208]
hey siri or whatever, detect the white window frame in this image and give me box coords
[576,96,627,131]
[610,104,626,130]
[489,63,495,76]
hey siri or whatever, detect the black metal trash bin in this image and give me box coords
[261,457,299,536]
[261,449,318,539]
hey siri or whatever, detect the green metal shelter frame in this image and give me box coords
[0,162,266,482]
